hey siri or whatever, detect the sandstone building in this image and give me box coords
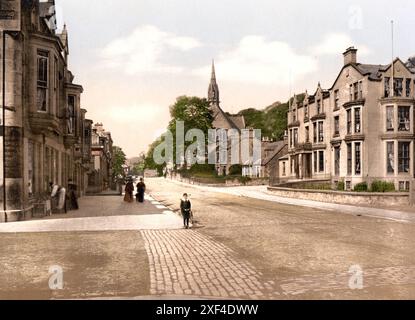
[280,47,414,191]
[0,1,111,221]
[208,61,247,176]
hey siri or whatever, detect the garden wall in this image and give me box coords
[267,186,410,207]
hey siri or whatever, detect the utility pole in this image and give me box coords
[391,20,395,97]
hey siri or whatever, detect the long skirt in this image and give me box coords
[124,192,133,203]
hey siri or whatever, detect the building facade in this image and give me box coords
[0,1,97,221]
[280,47,415,191]
[87,123,113,194]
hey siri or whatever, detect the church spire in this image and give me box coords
[208,60,220,106]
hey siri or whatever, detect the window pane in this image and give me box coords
[347,110,352,134]
[354,108,361,133]
[398,106,410,132]
[37,87,47,112]
[334,147,340,176]
[387,142,395,174]
[386,106,394,131]
[398,142,410,173]
[394,78,403,97]
[347,144,352,175]
[355,143,361,175]
[319,151,324,172]
[384,77,390,97]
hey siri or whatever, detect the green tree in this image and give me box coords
[168,96,213,167]
[130,152,146,176]
[112,146,127,178]
[144,137,166,176]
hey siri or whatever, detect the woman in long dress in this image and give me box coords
[124,180,134,203]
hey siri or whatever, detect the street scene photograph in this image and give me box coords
[1,0,415,308]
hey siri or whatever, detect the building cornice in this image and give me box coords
[343,99,366,109]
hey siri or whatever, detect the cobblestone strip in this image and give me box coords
[141,229,270,299]
[280,265,415,296]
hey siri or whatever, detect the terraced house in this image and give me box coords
[0,0,97,221]
[280,47,415,191]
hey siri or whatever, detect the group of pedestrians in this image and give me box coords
[49,179,79,213]
[124,178,146,203]
[122,177,194,229]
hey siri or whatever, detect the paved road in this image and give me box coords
[147,178,415,300]
[0,179,414,299]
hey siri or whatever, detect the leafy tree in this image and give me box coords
[168,96,213,167]
[112,146,127,179]
[144,137,166,176]
[131,152,146,176]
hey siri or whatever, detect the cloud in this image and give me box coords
[100,25,202,75]
[194,35,318,86]
[310,33,371,56]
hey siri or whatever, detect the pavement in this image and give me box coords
[0,195,182,233]
[0,179,414,300]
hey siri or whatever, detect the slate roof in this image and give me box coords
[354,63,389,81]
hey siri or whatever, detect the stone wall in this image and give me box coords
[267,186,410,207]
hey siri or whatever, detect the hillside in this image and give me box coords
[237,101,289,140]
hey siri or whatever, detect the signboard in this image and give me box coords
[0,0,21,31]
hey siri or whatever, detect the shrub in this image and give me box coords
[353,182,368,192]
[337,181,345,191]
[228,164,242,176]
[371,181,396,193]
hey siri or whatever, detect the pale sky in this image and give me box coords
[56,0,415,158]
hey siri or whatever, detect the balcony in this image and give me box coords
[28,112,61,135]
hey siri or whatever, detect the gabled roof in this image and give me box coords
[262,140,287,166]
[211,104,245,130]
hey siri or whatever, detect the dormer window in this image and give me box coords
[406,79,411,97]
[394,78,403,97]
[384,77,391,97]
[317,100,321,114]
[334,90,340,109]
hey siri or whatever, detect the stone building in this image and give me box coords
[280,47,415,191]
[0,0,94,221]
[208,61,247,176]
[87,123,113,193]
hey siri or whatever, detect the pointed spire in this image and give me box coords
[211,60,216,81]
[208,59,220,106]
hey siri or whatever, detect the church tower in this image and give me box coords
[208,60,220,107]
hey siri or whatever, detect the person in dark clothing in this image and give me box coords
[124,180,134,203]
[180,193,192,229]
[136,178,146,203]
[67,180,79,210]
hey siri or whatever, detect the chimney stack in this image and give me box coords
[343,47,358,65]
